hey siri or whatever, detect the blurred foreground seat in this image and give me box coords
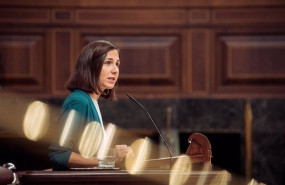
[0,166,13,185]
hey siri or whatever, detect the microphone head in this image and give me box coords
[126,93,132,99]
[126,93,137,103]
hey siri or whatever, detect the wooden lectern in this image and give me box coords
[16,133,231,185]
[143,133,212,170]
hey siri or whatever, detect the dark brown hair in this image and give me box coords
[65,40,119,100]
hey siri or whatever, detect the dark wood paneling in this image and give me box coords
[51,9,74,24]
[0,1,284,97]
[213,8,285,24]
[0,8,50,24]
[188,29,210,93]
[227,36,285,78]
[75,9,187,25]
[0,33,45,92]
[52,29,74,94]
[78,34,182,94]
[212,28,285,95]
[188,9,211,24]
[1,0,285,8]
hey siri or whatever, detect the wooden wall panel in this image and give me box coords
[52,29,74,94]
[0,0,284,97]
[213,8,285,24]
[188,29,210,94]
[75,9,187,25]
[212,28,285,95]
[78,34,182,94]
[51,9,74,24]
[0,33,45,92]
[226,36,285,79]
[1,0,285,8]
[188,9,211,24]
[0,8,50,24]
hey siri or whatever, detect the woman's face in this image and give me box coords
[99,49,120,92]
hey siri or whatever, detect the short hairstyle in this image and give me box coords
[65,40,119,100]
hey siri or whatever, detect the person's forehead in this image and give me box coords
[107,49,119,55]
[106,49,119,59]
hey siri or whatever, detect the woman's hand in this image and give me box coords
[114,145,133,162]
[68,152,99,168]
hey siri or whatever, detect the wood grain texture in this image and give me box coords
[0,0,284,97]
[0,32,45,92]
[1,0,285,8]
[212,27,285,96]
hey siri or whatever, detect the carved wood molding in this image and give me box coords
[212,27,285,95]
[0,32,46,92]
[1,0,285,8]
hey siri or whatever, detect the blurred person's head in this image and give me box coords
[66,40,120,100]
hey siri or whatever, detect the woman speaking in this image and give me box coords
[49,40,131,170]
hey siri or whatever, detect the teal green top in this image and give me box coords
[48,90,102,170]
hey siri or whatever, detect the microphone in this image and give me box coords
[126,93,173,169]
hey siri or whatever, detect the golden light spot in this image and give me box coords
[97,123,116,159]
[247,179,266,185]
[209,170,230,185]
[23,101,49,141]
[78,121,104,158]
[125,138,150,175]
[169,155,192,185]
[196,162,211,185]
[59,110,76,147]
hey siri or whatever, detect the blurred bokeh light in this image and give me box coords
[79,121,104,158]
[125,138,150,174]
[23,101,49,141]
[97,123,116,160]
[169,155,192,185]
